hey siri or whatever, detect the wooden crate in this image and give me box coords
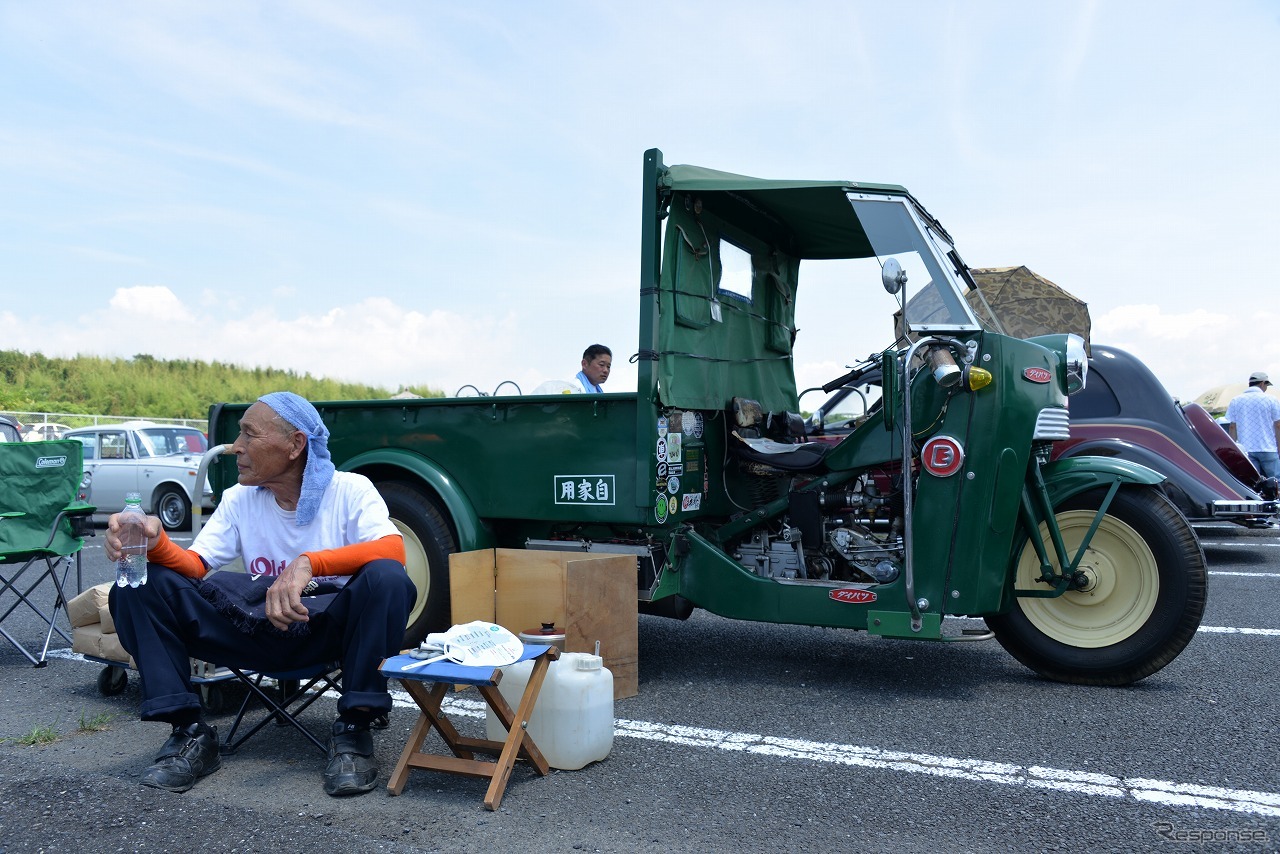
[449,548,638,699]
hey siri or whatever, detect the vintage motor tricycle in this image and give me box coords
[207,148,1207,686]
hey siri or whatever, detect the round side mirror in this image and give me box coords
[881,258,907,295]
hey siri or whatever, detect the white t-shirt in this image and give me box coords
[192,471,399,577]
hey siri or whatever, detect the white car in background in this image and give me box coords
[63,421,214,531]
[22,422,72,442]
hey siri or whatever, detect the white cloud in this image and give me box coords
[0,1,1274,417]
[1093,303,1280,403]
[3,286,626,398]
[107,285,196,324]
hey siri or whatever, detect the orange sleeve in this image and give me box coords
[147,531,208,580]
[303,535,406,577]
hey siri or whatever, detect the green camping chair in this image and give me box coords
[0,440,96,666]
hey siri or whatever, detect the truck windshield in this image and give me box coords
[847,195,978,333]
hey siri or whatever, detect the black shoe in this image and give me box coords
[141,722,221,793]
[323,719,378,797]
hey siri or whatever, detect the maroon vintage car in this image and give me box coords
[1051,345,1276,527]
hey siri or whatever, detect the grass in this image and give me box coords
[13,724,58,746]
[78,710,113,733]
[1,710,110,745]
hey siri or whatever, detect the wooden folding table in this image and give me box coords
[379,644,558,810]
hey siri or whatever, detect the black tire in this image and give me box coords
[376,481,458,648]
[98,666,128,695]
[985,486,1206,686]
[155,485,191,532]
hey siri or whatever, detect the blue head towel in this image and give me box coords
[258,392,335,526]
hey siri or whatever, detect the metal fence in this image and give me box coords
[3,411,207,433]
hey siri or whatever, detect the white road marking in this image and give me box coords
[47,614,1280,821]
[947,616,1280,636]
[1197,626,1280,636]
[1209,571,1280,578]
[1200,540,1280,547]
[414,692,1279,817]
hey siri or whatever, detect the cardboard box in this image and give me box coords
[449,548,638,699]
[72,624,134,666]
[67,583,111,629]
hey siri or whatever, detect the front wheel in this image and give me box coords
[155,485,191,531]
[375,481,458,648]
[985,486,1206,686]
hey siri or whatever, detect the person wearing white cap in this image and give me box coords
[1225,371,1280,477]
[106,392,416,798]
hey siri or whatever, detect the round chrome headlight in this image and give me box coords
[1065,334,1088,395]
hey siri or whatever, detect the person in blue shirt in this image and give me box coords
[574,344,612,393]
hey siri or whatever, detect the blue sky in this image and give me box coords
[2,1,1277,403]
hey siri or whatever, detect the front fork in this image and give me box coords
[1014,458,1121,598]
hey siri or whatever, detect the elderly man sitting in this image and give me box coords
[108,392,416,797]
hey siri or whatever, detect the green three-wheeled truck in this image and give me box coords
[205,149,1206,686]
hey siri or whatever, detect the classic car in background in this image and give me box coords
[63,421,214,530]
[1052,345,1276,527]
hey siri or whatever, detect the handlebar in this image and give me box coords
[822,363,874,393]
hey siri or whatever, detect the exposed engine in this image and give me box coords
[731,473,904,584]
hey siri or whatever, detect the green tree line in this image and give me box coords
[0,350,441,420]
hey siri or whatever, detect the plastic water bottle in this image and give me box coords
[116,493,149,588]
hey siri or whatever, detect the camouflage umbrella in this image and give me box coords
[967,266,1091,354]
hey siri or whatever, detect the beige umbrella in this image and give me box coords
[1192,383,1280,417]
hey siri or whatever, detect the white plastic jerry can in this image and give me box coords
[484,652,614,770]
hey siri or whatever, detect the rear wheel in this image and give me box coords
[97,665,128,695]
[985,486,1206,686]
[376,481,458,647]
[155,485,191,531]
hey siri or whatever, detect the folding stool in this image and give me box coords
[380,644,558,810]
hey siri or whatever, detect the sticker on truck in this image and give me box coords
[554,475,616,505]
[682,411,704,438]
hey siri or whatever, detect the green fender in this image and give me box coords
[1038,455,1165,508]
[340,448,493,552]
[992,456,1167,609]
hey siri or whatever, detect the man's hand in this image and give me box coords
[103,512,163,563]
[266,556,314,631]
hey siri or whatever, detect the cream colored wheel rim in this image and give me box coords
[394,518,430,630]
[1015,509,1159,648]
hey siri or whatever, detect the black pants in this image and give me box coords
[109,560,415,722]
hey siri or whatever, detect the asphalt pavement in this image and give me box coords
[1,528,1278,853]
